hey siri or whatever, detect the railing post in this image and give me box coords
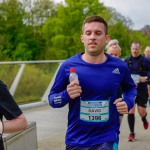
[9,64,26,96]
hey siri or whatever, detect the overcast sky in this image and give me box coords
[100,0,150,30]
[55,0,150,30]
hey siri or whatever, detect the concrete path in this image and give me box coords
[23,104,150,150]
[23,104,67,150]
[119,106,150,150]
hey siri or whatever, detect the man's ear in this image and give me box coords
[80,35,84,43]
[106,35,110,44]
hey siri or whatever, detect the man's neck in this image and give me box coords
[82,52,107,64]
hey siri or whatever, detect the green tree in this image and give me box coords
[42,0,110,59]
[0,0,24,59]
[0,0,149,60]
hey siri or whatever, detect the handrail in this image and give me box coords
[0,60,64,65]
[0,60,64,103]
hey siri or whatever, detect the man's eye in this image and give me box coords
[96,32,102,35]
[86,32,91,35]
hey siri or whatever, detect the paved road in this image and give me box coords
[23,104,67,150]
[23,104,150,150]
[119,106,150,150]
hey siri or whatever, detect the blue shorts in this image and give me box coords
[66,142,114,150]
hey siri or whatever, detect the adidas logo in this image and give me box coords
[112,68,120,74]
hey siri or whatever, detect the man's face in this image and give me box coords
[131,43,141,57]
[144,47,150,57]
[107,45,121,58]
[81,22,110,56]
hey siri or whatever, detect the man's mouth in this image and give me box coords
[89,43,97,47]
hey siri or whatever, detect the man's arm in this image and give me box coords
[1,114,27,134]
[0,80,27,134]
[48,63,71,108]
[139,76,150,84]
[120,64,137,111]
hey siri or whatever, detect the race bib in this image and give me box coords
[131,74,140,83]
[80,100,109,122]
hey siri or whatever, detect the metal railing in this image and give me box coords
[0,60,64,105]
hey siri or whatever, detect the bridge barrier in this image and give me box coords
[3,121,37,150]
[0,60,64,104]
[0,60,63,149]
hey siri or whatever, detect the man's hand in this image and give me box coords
[67,81,82,99]
[139,76,147,83]
[114,98,128,114]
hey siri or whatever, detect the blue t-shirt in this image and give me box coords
[48,53,136,147]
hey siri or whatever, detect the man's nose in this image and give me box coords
[90,33,96,39]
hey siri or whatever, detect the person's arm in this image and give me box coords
[120,65,137,112]
[121,83,136,112]
[48,63,72,108]
[0,80,27,134]
[146,75,150,84]
[49,63,82,108]
[2,114,27,133]
[49,89,71,108]
[139,58,150,83]
[139,76,150,83]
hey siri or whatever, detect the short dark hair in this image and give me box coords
[131,41,141,48]
[82,15,108,34]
